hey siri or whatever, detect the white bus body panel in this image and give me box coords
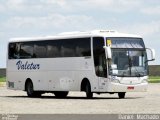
[7,59,148,93]
[7,57,98,91]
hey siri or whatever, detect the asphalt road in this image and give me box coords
[0,83,160,114]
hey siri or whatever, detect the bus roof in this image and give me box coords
[10,30,142,42]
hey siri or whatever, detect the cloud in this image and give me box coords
[0,32,5,42]
[0,0,148,16]
[3,0,143,15]
[40,0,67,7]
[141,6,160,15]
[2,0,160,36]
[81,0,114,7]
[6,0,26,11]
[0,0,71,17]
[2,0,159,16]
[0,4,5,12]
[3,14,95,33]
[119,20,160,37]
[70,0,142,13]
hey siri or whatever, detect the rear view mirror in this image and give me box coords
[103,46,112,59]
[146,48,155,62]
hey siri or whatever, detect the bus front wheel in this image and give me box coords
[85,82,93,99]
[118,92,126,99]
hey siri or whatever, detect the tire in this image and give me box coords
[54,91,69,98]
[26,81,35,97]
[26,81,41,97]
[85,82,93,99]
[118,92,126,99]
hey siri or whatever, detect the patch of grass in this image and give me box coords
[0,77,6,82]
[149,76,160,79]
[149,76,160,83]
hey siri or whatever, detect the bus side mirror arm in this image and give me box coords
[146,48,155,62]
[103,46,112,60]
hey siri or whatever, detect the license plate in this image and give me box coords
[127,86,134,90]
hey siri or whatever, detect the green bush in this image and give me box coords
[149,76,160,83]
[0,77,6,82]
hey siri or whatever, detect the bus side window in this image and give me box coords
[19,43,34,59]
[60,39,76,57]
[76,38,91,57]
[34,42,47,58]
[9,43,19,59]
[47,45,60,58]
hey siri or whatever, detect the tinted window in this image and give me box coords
[34,41,47,58]
[19,42,34,59]
[46,40,61,58]
[9,37,91,59]
[46,38,91,58]
[9,43,19,59]
[75,38,91,57]
[61,39,76,57]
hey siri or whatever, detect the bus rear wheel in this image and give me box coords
[54,91,69,98]
[118,92,126,99]
[85,82,93,99]
[26,81,35,97]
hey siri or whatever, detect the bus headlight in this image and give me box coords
[111,76,120,83]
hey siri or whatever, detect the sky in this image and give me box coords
[0,0,160,68]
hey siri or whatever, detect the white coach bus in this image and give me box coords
[7,30,155,98]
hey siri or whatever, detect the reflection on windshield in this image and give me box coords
[110,49,148,77]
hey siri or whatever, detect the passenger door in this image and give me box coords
[93,37,108,90]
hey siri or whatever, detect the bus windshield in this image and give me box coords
[110,49,148,77]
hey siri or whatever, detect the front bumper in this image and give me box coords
[108,82,148,92]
